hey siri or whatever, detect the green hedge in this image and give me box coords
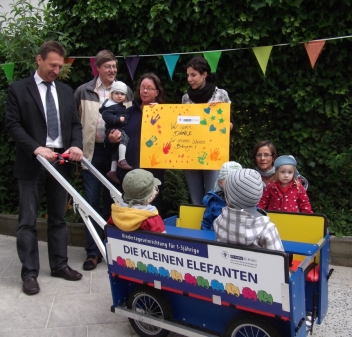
[1,0,351,235]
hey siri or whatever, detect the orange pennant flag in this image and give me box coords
[64,57,75,66]
[60,57,75,80]
[304,41,325,69]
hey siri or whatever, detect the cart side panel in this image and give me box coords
[108,273,137,309]
[164,288,292,335]
[163,290,238,334]
[290,268,307,337]
[318,234,330,324]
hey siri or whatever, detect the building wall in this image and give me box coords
[1,0,47,15]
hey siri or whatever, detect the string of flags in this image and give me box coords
[1,35,349,82]
[86,40,326,80]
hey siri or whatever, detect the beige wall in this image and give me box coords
[1,0,47,15]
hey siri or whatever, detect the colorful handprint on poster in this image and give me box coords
[140,103,230,169]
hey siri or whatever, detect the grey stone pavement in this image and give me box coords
[0,233,351,337]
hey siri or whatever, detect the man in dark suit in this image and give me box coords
[5,41,83,295]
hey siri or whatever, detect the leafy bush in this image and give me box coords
[1,0,352,235]
[0,0,75,217]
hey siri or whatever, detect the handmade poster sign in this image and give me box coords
[140,103,230,169]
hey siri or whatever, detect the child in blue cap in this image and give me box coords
[258,155,313,213]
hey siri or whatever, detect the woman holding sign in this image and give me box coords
[109,73,165,210]
[182,56,234,205]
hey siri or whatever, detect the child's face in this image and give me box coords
[277,165,295,187]
[111,91,126,103]
[218,178,225,189]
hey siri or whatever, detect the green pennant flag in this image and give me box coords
[1,62,15,81]
[252,46,273,76]
[203,51,222,73]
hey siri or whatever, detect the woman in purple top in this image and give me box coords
[108,73,165,210]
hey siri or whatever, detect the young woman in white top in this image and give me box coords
[182,56,233,205]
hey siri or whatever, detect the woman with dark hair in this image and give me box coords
[182,56,234,205]
[109,73,165,209]
[253,140,278,187]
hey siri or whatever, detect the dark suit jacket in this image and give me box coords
[5,74,83,180]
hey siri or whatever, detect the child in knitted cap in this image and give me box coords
[100,81,132,184]
[213,168,284,251]
[201,161,242,231]
[108,169,166,233]
[258,155,313,213]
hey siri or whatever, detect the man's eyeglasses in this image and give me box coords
[141,86,157,92]
[102,64,117,70]
[256,153,273,158]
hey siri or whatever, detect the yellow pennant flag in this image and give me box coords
[252,46,273,76]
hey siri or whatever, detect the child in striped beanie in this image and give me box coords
[213,168,284,251]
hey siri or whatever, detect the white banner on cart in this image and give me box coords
[106,229,288,315]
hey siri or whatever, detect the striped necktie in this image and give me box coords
[43,81,59,140]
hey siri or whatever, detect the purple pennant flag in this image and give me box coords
[89,58,98,77]
[126,57,140,80]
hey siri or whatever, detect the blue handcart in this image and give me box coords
[38,154,332,337]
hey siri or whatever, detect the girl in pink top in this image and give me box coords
[258,155,313,213]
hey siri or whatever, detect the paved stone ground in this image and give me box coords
[0,234,351,337]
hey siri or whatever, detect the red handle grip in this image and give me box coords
[54,153,70,159]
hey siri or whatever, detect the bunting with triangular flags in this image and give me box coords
[252,46,273,76]
[163,54,180,80]
[1,62,15,81]
[126,56,140,80]
[89,58,98,77]
[203,51,222,73]
[304,40,326,69]
[1,34,349,82]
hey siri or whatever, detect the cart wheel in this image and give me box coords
[126,286,172,337]
[224,313,282,337]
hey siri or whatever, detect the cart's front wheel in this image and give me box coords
[225,313,282,337]
[126,286,172,337]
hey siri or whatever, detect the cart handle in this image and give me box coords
[54,153,70,159]
[54,153,70,164]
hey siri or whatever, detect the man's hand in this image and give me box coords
[64,146,83,161]
[34,146,56,162]
[109,129,122,143]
